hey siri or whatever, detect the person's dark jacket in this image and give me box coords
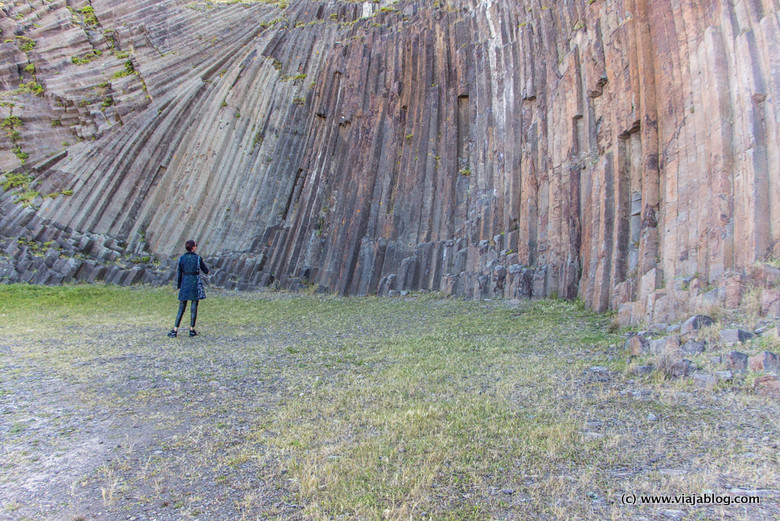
[177,251,209,301]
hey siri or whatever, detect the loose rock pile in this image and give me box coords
[626,314,780,399]
[0,210,268,290]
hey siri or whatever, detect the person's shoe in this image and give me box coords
[167,329,177,338]
[189,329,198,337]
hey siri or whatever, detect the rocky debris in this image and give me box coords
[680,340,706,356]
[748,352,779,373]
[665,359,693,379]
[648,323,669,335]
[649,335,681,356]
[754,376,780,399]
[680,315,715,336]
[0,227,173,287]
[691,373,717,389]
[720,329,755,345]
[749,264,780,289]
[692,369,735,388]
[761,290,780,317]
[632,365,654,376]
[715,371,733,382]
[625,334,650,356]
[622,315,780,394]
[722,272,745,309]
[725,351,749,373]
[0,214,276,290]
[584,366,612,383]
[760,326,780,340]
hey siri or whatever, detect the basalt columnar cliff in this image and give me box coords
[1,0,779,324]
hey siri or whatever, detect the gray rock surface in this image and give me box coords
[681,340,706,356]
[720,329,755,345]
[692,373,717,389]
[0,0,779,328]
[725,351,749,373]
[680,315,715,336]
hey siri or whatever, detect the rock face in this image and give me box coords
[1,0,779,322]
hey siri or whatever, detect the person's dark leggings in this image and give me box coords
[175,300,199,328]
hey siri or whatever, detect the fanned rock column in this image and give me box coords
[1,0,779,324]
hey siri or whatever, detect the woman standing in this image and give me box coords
[168,239,209,338]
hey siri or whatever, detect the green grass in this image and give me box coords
[0,285,777,520]
[764,257,780,269]
[17,81,44,96]
[72,49,102,65]
[1,172,31,191]
[15,36,35,53]
[113,60,135,78]
[12,189,38,206]
[79,6,98,26]
[1,115,22,130]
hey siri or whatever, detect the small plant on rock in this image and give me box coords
[113,60,135,78]
[1,172,31,191]
[1,116,22,133]
[12,146,29,163]
[13,189,39,207]
[72,49,102,65]
[80,6,98,26]
[253,132,264,149]
[16,36,35,53]
[17,81,44,96]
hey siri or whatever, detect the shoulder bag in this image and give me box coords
[196,255,207,300]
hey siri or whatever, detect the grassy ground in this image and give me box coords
[0,284,778,521]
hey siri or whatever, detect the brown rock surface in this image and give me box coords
[649,335,681,356]
[625,334,650,357]
[749,351,779,373]
[762,289,780,317]
[754,375,780,399]
[1,0,779,322]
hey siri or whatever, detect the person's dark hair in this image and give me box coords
[185,239,196,251]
